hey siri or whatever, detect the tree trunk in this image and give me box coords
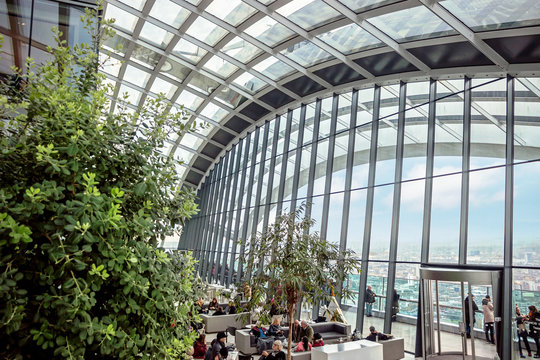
[287,302,295,360]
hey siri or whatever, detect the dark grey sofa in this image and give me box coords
[235,322,351,355]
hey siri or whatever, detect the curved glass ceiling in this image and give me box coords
[100,0,540,187]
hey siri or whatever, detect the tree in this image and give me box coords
[0,8,201,359]
[239,205,361,360]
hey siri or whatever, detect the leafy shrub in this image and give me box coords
[0,10,200,359]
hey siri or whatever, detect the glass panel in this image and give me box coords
[369,184,393,260]
[205,0,256,26]
[222,37,262,64]
[368,6,456,43]
[303,105,316,145]
[366,262,388,320]
[283,150,296,202]
[180,133,203,150]
[176,90,204,111]
[215,88,247,109]
[103,34,129,57]
[513,161,540,268]
[375,86,399,185]
[271,155,283,203]
[124,65,150,88]
[317,23,383,55]
[161,58,191,82]
[441,0,540,31]
[434,80,464,175]
[131,43,162,70]
[471,78,506,170]
[352,123,371,189]
[515,78,540,161]
[105,4,138,33]
[276,0,341,31]
[429,173,461,264]
[139,22,174,48]
[339,0,401,13]
[331,132,349,192]
[394,263,420,353]
[172,38,207,64]
[319,96,334,139]
[245,16,296,47]
[346,189,367,256]
[297,145,311,200]
[149,0,190,28]
[337,94,352,133]
[174,147,196,163]
[232,72,267,94]
[403,103,428,181]
[280,40,334,67]
[203,55,238,78]
[513,268,540,359]
[313,139,329,196]
[358,87,375,126]
[467,167,504,265]
[118,84,142,104]
[326,193,345,245]
[397,179,425,262]
[309,195,325,233]
[150,77,177,98]
[186,17,228,47]
[289,108,302,151]
[200,102,228,122]
[116,0,145,11]
[187,72,220,95]
[100,54,122,77]
[252,56,295,81]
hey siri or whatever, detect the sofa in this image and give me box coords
[235,322,351,355]
[200,312,251,333]
[379,337,405,360]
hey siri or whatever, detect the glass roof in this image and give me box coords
[100,0,540,187]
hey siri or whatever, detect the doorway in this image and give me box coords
[420,267,502,360]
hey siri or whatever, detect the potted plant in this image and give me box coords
[239,204,361,360]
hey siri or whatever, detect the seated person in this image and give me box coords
[208,298,219,311]
[261,340,286,360]
[267,318,283,337]
[312,333,324,347]
[227,301,237,315]
[300,320,314,342]
[295,336,312,352]
[366,326,391,342]
[213,306,226,316]
[217,347,228,360]
[291,320,302,343]
[193,334,207,359]
[195,298,207,314]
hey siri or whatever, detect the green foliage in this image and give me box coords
[0,8,201,360]
[239,204,361,360]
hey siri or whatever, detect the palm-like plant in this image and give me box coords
[239,205,361,360]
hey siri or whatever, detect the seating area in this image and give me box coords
[235,322,352,355]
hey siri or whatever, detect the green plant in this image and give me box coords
[0,8,201,360]
[239,204,361,360]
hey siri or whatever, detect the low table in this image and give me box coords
[311,340,383,360]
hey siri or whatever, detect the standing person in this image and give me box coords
[391,289,400,322]
[516,305,532,359]
[528,305,540,358]
[464,295,479,338]
[365,285,376,317]
[482,295,495,344]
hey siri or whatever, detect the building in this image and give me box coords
[2,0,540,358]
